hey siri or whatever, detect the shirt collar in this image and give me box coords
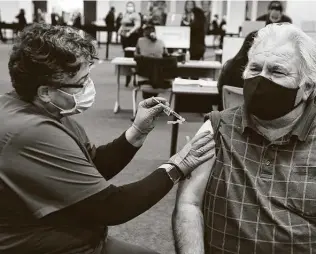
[241,97,316,141]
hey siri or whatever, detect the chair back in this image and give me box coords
[222,85,244,109]
[134,56,178,89]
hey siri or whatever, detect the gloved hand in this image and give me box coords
[132,97,169,135]
[168,131,215,177]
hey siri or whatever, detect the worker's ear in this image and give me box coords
[37,86,51,103]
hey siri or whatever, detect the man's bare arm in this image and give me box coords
[173,120,216,254]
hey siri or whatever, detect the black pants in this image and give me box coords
[121,33,139,50]
[190,45,205,60]
[121,33,139,86]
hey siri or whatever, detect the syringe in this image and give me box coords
[152,97,186,123]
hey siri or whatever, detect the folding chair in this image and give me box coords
[222,85,244,109]
[132,56,178,117]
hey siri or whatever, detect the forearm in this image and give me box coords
[104,168,173,225]
[46,168,174,226]
[173,204,205,254]
[93,129,142,180]
[129,23,141,34]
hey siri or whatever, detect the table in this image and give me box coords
[170,81,219,156]
[111,57,222,113]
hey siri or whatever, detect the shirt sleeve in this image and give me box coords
[133,12,141,24]
[0,122,111,219]
[93,132,140,180]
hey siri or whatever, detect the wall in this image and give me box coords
[226,0,246,34]
[286,1,316,28]
[0,0,32,23]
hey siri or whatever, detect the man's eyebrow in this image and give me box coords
[269,64,288,72]
[249,62,262,68]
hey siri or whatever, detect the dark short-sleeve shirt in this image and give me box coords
[256,14,292,25]
[136,37,165,58]
[0,92,111,253]
[204,97,316,253]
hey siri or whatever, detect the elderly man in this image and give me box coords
[0,23,214,253]
[173,23,316,253]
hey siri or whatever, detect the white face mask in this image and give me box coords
[50,78,96,116]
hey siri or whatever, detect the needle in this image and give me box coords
[152,97,186,122]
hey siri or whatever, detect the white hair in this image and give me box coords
[246,23,316,87]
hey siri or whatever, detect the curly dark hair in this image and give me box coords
[8,23,97,102]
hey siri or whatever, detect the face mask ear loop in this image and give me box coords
[50,89,78,115]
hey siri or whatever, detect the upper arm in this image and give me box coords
[1,123,110,219]
[196,119,214,135]
[133,13,141,26]
[176,120,216,207]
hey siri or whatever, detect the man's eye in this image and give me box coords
[274,71,284,75]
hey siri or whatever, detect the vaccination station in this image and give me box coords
[1,0,316,253]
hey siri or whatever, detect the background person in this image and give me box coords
[189,7,206,60]
[115,12,123,43]
[149,0,167,26]
[118,1,141,87]
[118,1,141,49]
[210,14,220,47]
[217,30,257,110]
[105,7,115,49]
[181,0,196,26]
[72,12,82,29]
[135,23,169,99]
[0,23,214,254]
[219,15,226,49]
[200,0,212,34]
[15,9,27,32]
[257,0,292,25]
[51,9,59,26]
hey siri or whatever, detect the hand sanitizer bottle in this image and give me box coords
[185,51,190,62]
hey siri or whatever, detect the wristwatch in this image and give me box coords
[159,163,183,185]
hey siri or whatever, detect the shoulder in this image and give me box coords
[132,12,141,19]
[282,15,292,22]
[220,106,243,124]
[61,117,90,145]
[219,59,234,78]
[157,39,165,46]
[8,121,81,154]
[197,120,214,135]
[222,59,234,71]
[256,14,267,21]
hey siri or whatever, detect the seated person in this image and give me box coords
[135,24,169,99]
[136,24,168,58]
[217,30,257,110]
[257,1,292,25]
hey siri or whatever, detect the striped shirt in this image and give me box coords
[204,97,316,253]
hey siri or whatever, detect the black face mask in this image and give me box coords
[243,76,299,120]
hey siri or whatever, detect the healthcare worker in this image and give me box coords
[0,23,214,254]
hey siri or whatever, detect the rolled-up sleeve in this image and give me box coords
[0,122,111,219]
